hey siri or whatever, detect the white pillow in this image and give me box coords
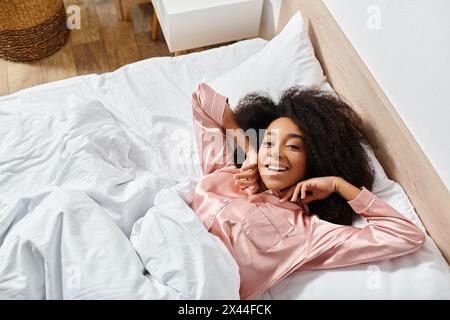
[208,11,330,110]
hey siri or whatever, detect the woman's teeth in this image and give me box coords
[267,165,288,172]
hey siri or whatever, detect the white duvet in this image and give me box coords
[0,92,242,298]
[0,185,240,299]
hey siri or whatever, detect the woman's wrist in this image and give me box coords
[334,177,362,201]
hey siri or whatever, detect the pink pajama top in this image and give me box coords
[190,83,426,300]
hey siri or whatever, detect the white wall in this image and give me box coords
[260,0,450,190]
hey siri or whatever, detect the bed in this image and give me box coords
[0,0,449,299]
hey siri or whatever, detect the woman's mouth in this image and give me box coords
[265,164,289,174]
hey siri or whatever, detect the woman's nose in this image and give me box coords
[268,145,284,162]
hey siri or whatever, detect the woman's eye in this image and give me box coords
[287,145,300,150]
[262,141,272,147]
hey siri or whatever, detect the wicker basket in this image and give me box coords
[0,0,70,62]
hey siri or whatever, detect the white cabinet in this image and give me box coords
[152,0,264,53]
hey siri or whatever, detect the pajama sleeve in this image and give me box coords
[301,187,426,270]
[192,83,235,175]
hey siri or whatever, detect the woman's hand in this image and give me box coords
[279,176,340,203]
[233,149,260,195]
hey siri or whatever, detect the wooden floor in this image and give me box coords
[0,0,203,96]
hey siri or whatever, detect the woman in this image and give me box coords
[191,83,425,300]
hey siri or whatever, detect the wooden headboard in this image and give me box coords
[277,0,450,263]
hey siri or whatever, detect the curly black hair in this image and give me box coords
[233,87,375,226]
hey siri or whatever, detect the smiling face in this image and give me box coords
[258,117,307,191]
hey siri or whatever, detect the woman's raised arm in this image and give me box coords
[300,183,426,270]
[192,83,257,177]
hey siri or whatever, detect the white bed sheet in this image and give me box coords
[1,37,449,299]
